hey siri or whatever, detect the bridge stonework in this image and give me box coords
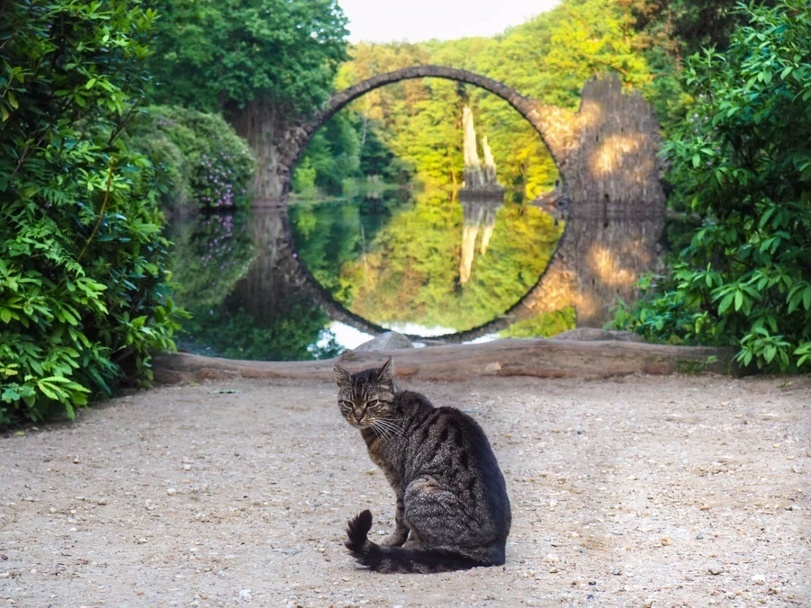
[263,66,666,338]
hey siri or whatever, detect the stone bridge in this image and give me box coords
[246,66,666,340]
[273,65,568,198]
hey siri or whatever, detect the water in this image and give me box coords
[167,186,564,360]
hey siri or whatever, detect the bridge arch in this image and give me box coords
[282,65,562,197]
[271,70,665,342]
[277,66,565,342]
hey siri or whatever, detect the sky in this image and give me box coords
[339,0,561,44]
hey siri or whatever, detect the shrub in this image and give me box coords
[128,105,255,210]
[616,1,811,372]
[0,0,184,425]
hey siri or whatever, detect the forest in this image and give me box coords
[1,0,809,424]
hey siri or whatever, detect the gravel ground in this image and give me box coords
[1,373,809,607]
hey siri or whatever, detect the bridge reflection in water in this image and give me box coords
[167,185,663,359]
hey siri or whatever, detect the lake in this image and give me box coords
[166,185,568,360]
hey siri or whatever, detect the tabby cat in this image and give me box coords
[333,357,511,573]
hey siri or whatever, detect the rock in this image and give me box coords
[708,564,724,575]
[355,331,414,352]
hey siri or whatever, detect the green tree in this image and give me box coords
[293,110,361,195]
[147,0,348,114]
[1,0,183,425]
[616,1,811,372]
[621,0,780,66]
[147,0,349,198]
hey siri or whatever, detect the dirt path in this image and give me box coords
[1,372,809,607]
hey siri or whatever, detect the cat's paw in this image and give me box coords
[401,538,422,550]
[380,532,408,547]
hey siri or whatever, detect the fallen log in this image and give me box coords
[153,338,734,384]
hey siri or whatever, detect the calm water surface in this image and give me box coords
[167,187,563,360]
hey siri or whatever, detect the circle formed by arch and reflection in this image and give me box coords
[285,66,566,342]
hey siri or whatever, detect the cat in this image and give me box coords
[333,357,511,573]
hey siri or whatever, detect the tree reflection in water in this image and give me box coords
[290,188,563,334]
[166,186,565,360]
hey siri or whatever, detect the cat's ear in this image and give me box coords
[333,364,352,387]
[377,357,394,385]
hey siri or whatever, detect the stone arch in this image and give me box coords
[278,65,566,198]
[271,69,666,343]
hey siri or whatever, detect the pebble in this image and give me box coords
[708,564,724,575]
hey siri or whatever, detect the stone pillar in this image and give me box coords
[519,77,667,326]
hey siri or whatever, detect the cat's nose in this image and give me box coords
[353,408,364,422]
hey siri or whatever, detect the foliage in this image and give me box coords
[146,0,348,114]
[293,110,361,195]
[615,1,811,372]
[500,308,577,338]
[621,0,781,61]
[0,0,183,425]
[129,105,255,210]
[179,305,342,361]
[618,0,785,136]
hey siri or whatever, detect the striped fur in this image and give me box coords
[334,358,511,574]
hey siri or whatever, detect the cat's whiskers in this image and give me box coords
[370,417,404,442]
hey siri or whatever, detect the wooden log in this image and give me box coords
[153,339,733,385]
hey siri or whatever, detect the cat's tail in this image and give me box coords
[344,510,485,574]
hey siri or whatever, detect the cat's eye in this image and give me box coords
[339,399,353,409]
[367,399,380,408]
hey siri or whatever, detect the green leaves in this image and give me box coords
[146,0,348,113]
[1,0,183,426]
[617,1,811,373]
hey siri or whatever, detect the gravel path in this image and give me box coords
[1,373,809,607]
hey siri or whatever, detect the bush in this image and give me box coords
[616,1,811,372]
[129,105,255,210]
[0,0,184,425]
